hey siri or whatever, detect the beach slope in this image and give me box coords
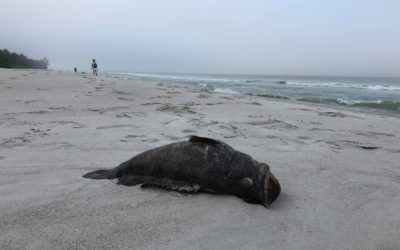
[1,69,399,249]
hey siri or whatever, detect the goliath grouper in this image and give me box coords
[83,136,281,206]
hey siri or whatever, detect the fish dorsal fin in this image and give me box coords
[189,135,221,146]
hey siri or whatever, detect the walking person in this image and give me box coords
[91,59,98,76]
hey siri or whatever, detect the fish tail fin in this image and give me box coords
[82,169,116,179]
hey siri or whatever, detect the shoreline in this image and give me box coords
[1,68,400,249]
[102,71,400,117]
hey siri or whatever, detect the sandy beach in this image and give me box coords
[1,68,399,250]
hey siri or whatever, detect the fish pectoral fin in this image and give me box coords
[117,174,145,186]
[140,178,202,193]
[240,177,254,188]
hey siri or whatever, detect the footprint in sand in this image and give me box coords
[49,120,85,128]
[96,124,139,130]
[30,128,51,133]
[317,111,346,118]
[310,127,335,132]
[116,113,131,118]
[116,111,146,118]
[86,106,128,114]
[317,111,362,119]
[220,96,234,100]
[166,91,181,94]
[1,136,31,148]
[125,135,146,139]
[117,97,135,101]
[248,102,262,106]
[197,93,211,98]
[148,95,170,100]
[350,130,396,139]
[49,107,67,111]
[112,90,134,95]
[161,119,179,125]
[297,136,311,140]
[182,129,197,133]
[141,138,160,143]
[160,133,181,141]
[156,104,196,114]
[6,110,50,115]
[323,140,380,151]
[142,102,163,106]
[291,108,313,112]
[205,102,226,105]
[189,119,218,127]
[24,100,42,104]
[120,134,146,143]
[245,119,298,130]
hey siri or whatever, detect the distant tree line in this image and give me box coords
[0,49,49,69]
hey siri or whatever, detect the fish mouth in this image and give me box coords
[262,172,281,206]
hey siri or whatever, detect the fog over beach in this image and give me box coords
[1,1,400,77]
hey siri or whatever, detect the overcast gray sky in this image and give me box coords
[1,0,399,76]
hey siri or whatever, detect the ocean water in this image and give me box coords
[104,72,400,114]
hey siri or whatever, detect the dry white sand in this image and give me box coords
[1,69,399,250]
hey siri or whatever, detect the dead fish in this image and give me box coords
[83,135,281,206]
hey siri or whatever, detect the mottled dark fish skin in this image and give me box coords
[83,136,281,206]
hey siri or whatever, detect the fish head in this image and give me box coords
[259,163,281,207]
[238,163,280,206]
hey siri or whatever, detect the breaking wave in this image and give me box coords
[298,97,400,112]
[284,81,400,91]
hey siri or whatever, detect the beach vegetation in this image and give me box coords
[0,49,49,69]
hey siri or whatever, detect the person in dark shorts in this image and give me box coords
[91,59,98,76]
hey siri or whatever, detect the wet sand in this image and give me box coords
[1,69,400,249]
